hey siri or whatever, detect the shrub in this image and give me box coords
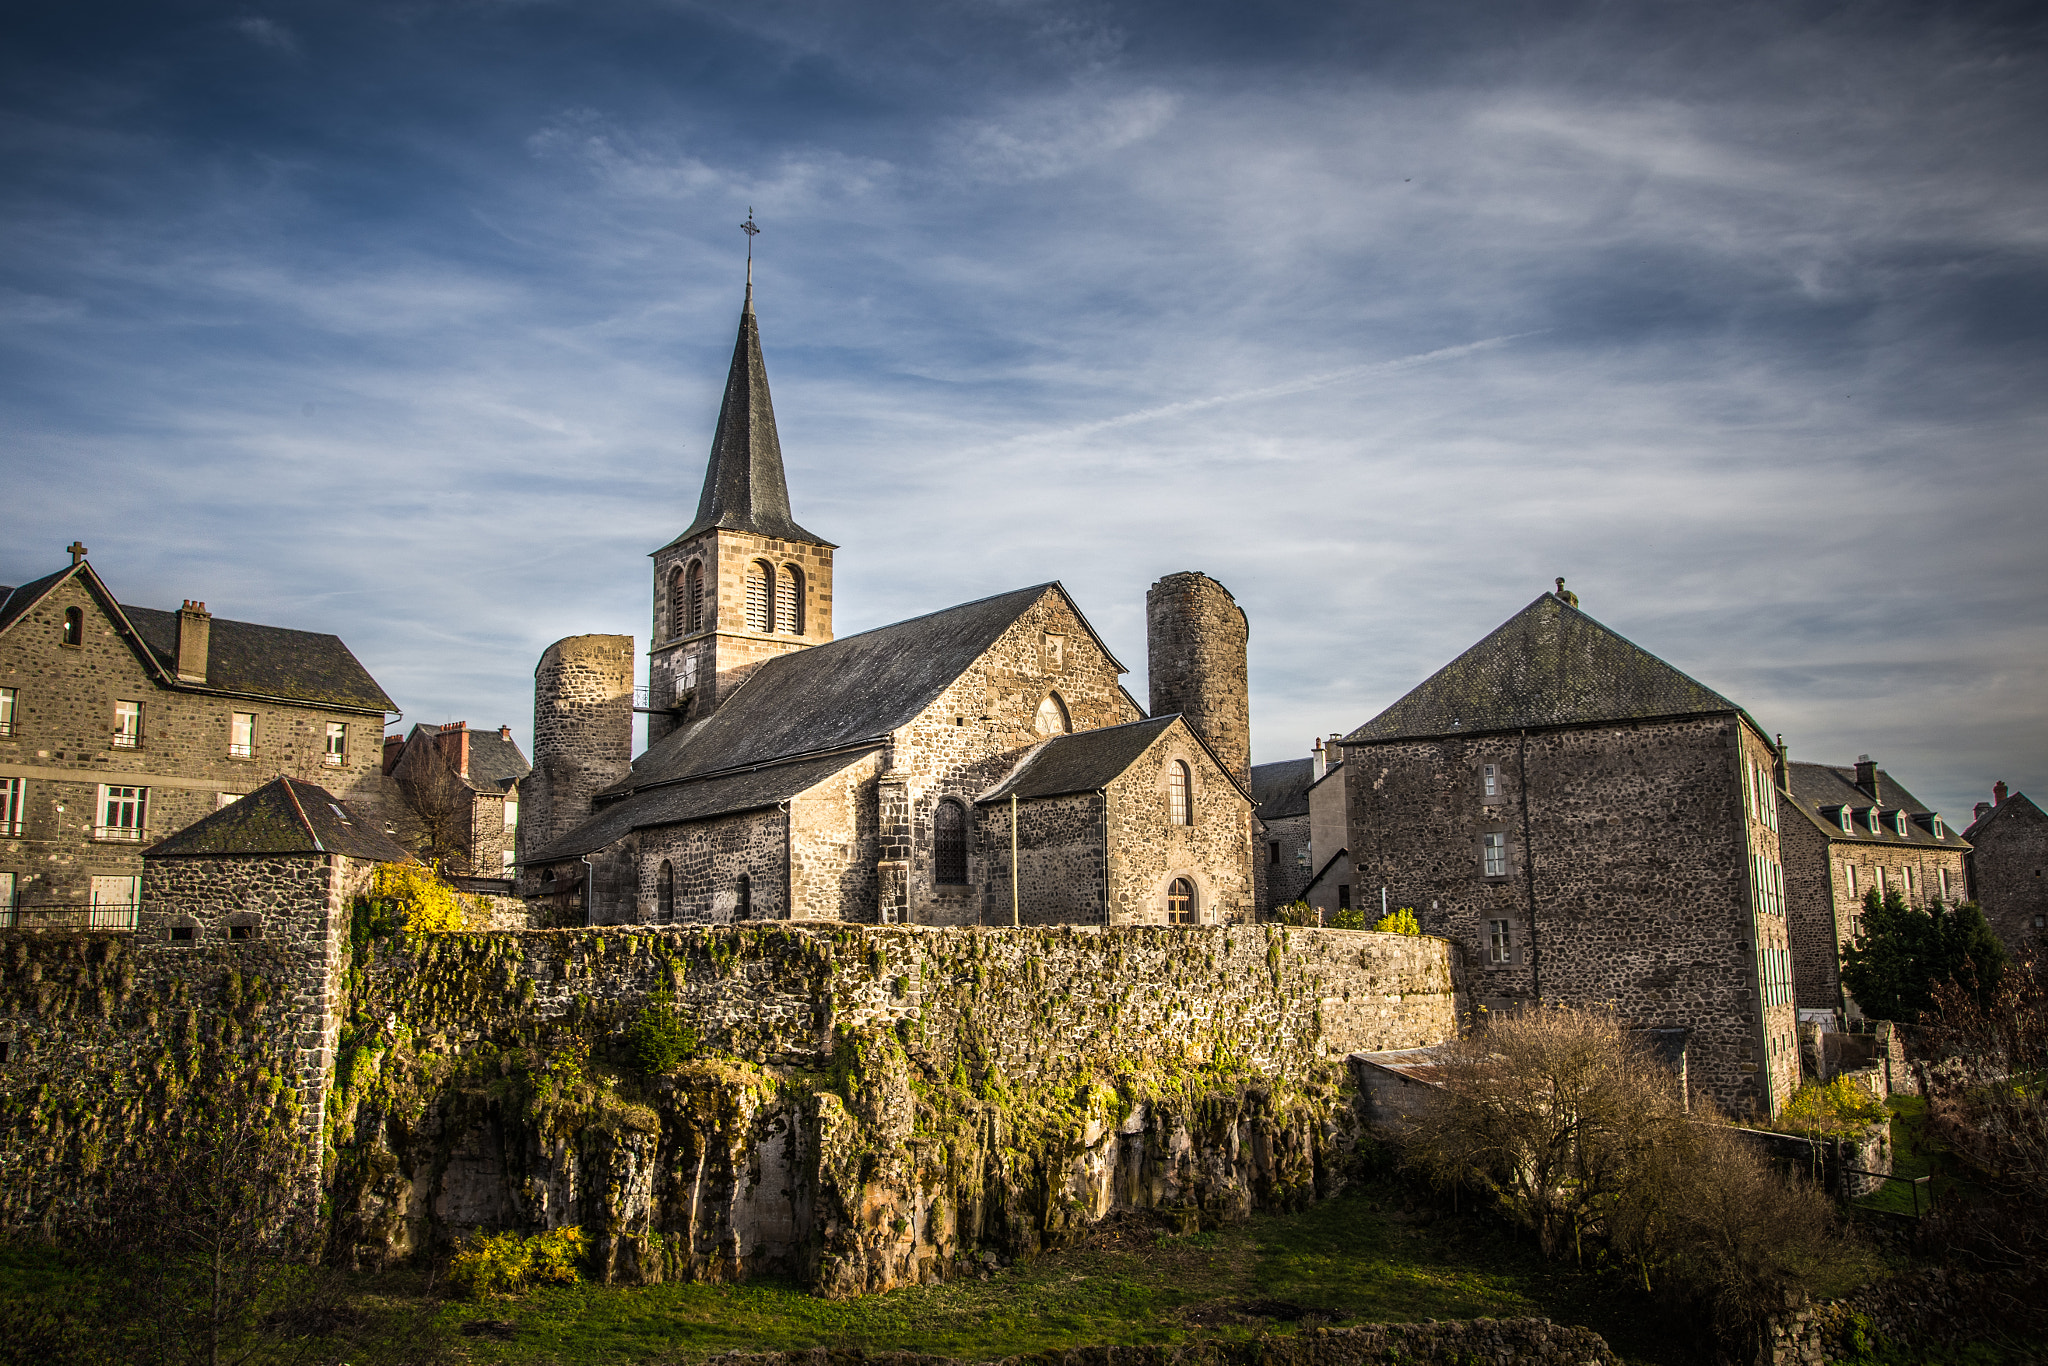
[627,991,699,1074]
[1273,900,1317,926]
[1373,907,1421,936]
[366,862,473,934]
[1329,905,1367,930]
[447,1227,587,1299]
[1768,1077,1886,1136]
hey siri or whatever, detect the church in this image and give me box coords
[518,278,1256,928]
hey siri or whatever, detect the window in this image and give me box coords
[501,850,516,874]
[745,561,772,631]
[1482,764,1499,800]
[0,686,14,735]
[671,563,703,638]
[1168,761,1192,825]
[1938,866,1949,901]
[229,712,255,757]
[229,924,253,941]
[1337,884,1352,910]
[736,873,752,920]
[658,860,675,919]
[0,872,14,926]
[1482,832,1508,878]
[0,777,21,837]
[89,875,139,929]
[1844,862,1857,896]
[1875,866,1887,894]
[95,784,147,841]
[62,607,82,647]
[1489,919,1512,964]
[934,800,968,885]
[1838,807,1853,834]
[1932,815,1945,839]
[778,564,803,634]
[1167,877,1196,925]
[324,722,346,767]
[169,926,195,944]
[1867,807,1882,835]
[1268,841,1280,866]
[1901,865,1913,897]
[113,700,141,748]
[1034,693,1070,737]
[1893,811,1908,837]
[503,798,519,831]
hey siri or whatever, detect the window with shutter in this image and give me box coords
[745,562,772,631]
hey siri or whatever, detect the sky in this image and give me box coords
[2,0,2044,826]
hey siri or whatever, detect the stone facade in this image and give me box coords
[0,565,393,922]
[387,721,528,880]
[647,528,834,743]
[1146,572,1250,789]
[520,634,633,871]
[1345,714,1799,1115]
[1964,787,2048,962]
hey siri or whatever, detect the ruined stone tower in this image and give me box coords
[518,634,634,877]
[1146,572,1250,789]
[645,275,834,744]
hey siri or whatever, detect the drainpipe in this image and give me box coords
[579,853,599,928]
[1010,792,1020,928]
[1100,789,1111,927]
[779,800,792,923]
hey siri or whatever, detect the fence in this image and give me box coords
[0,902,140,931]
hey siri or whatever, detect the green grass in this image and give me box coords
[403,1177,1690,1366]
[1851,1095,1976,1218]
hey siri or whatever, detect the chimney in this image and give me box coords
[1311,738,1326,783]
[1773,734,1789,790]
[499,725,512,741]
[1975,801,1992,823]
[441,722,471,779]
[1854,755,1879,803]
[1995,780,2009,807]
[176,601,211,683]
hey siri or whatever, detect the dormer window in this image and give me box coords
[1866,807,1882,835]
[1838,807,1853,834]
[1932,814,1945,839]
[1893,810,1908,838]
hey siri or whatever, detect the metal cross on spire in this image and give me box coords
[741,208,760,297]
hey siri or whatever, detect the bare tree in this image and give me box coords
[390,741,475,873]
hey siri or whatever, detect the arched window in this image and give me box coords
[1033,693,1070,737]
[658,860,675,920]
[62,607,82,646]
[736,873,752,920]
[687,562,704,633]
[934,800,968,885]
[778,564,803,634]
[745,561,772,632]
[1167,877,1196,925]
[1168,761,1192,825]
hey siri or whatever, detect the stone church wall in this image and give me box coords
[634,809,791,924]
[1107,726,1253,926]
[791,752,885,921]
[978,791,1106,927]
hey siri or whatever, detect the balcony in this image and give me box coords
[1,903,139,931]
[229,742,253,758]
[0,821,19,838]
[92,825,146,843]
[112,733,139,749]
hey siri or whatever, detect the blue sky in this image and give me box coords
[3,0,2044,825]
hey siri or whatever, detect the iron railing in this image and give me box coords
[0,903,140,931]
[0,821,19,838]
[92,825,146,843]
[229,742,253,758]
[112,733,139,749]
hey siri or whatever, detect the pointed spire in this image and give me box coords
[670,235,831,549]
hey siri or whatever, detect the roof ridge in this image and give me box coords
[278,776,325,852]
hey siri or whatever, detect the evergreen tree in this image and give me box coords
[1839,888,2010,1021]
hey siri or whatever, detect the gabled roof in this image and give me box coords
[977,714,1255,806]
[1964,791,2044,842]
[1249,758,1315,821]
[1,561,395,714]
[146,777,414,861]
[407,723,531,794]
[528,750,874,863]
[1783,761,1968,851]
[660,293,832,550]
[603,583,1114,800]
[1346,592,1742,745]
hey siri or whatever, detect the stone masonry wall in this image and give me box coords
[1145,573,1250,790]
[324,923,1457,1292]
[979,792,1106,927]
[1346,715,1791,1116]
[1107,723,1253,925]
[0,573,390,913]
[1259,812,1313,916]
[1966,795,2048,962]
[632,809,791,924]
[792,753,884,921]
[520,634,633,881]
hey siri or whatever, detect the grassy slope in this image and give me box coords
[425,1177,1689,1366]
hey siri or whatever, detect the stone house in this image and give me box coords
[0,550,396,927]
[1340,586,1800,1116]
[385,720,530,884]
[1301,739,1353,922]
[1964,783,2048,961]
[140,774,414,1176]
[519,284,1255,928]
[1250,755,1313,915]
[1778,757,1971,1019]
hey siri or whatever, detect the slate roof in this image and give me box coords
[661,294,832,550]
[0,563,395,714]
[409,723,531,794]
[601,583,1083,799]
[528,750,875,862]
[1784,761,1968,851]
[1346,592,1742,745]
[1249,758,1315,821]
[146,777,414,861]
[1964,791,2043,842]
[978,716,1180,803]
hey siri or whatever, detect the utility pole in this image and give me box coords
[1010,792,1020,927]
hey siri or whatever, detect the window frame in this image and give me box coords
[1481,830,1509,879]
[0,686,15,736]
[1168,760,1192,826]
[323,722,347,767]
[62,607,83,647]
[0,776,22,838]
[1034,692,1071,737]
[1488,918,1513,964]
[113,699,141,749]
[933,798,969,886]
[745,560,773,632]
[658,859,675,919]
[778,563,804,634]
[95,784,147,842]
[229,711,256,758]
[1166,877,1197,925]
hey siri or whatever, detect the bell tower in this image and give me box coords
[647,251,834,744]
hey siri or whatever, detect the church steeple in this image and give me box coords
[671,273,829,547]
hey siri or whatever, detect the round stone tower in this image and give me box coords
[1146,572,1250,788]
[519,634,635,879]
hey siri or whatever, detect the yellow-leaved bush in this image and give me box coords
[367,861,473,934]
[447,1226,587,1298]
[1373,907,1422,936]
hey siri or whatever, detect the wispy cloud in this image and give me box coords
[232,16,299,55]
